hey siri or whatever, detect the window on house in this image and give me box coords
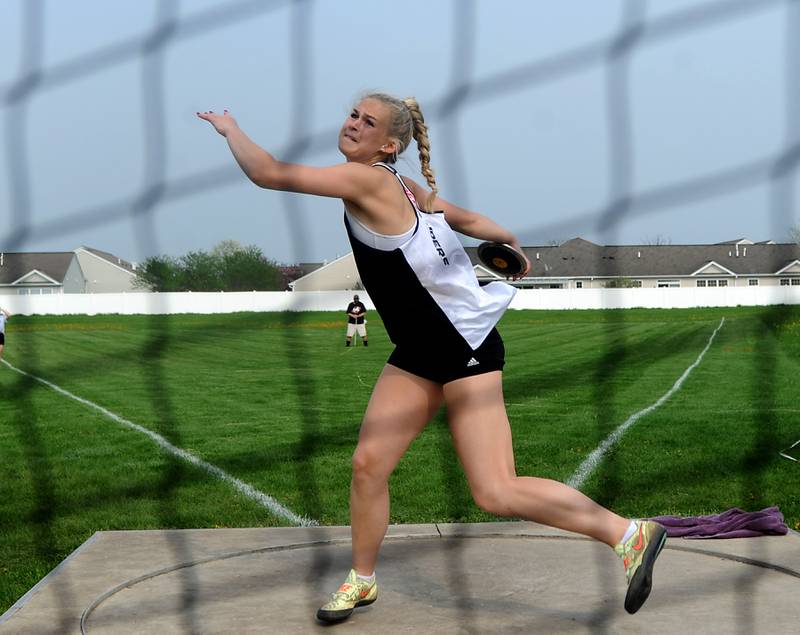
[576,281,583,289]
[792,278,800,286]
[781,278,790,286]
[657,280,680,288]
[719,279,728,287]
[632,280,642,288]
[748,279,759,286]
[696,280,706,287]
[707,279,717,287]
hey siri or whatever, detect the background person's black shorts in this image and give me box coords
[387,328,505,385]
[0,333,4,345]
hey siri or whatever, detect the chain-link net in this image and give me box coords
[1,0,798,631]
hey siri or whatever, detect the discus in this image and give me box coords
[477,242,527,277]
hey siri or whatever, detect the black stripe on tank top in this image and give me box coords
[344,213,471,356]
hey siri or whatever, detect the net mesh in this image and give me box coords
[1,0,798,630]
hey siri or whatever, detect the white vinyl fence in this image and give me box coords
[509,286,800,311]
[2,286,799,316]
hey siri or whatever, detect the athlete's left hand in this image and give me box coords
[509,240,531,281]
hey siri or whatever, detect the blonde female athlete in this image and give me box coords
[197,93,666,622]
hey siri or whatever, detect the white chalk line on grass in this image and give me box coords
[1,359,317,527]
[566,317,726,490]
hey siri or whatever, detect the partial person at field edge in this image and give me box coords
[0,306,11,361]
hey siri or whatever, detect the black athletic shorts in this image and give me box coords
[0,333,4,345]
[387,327,505,385]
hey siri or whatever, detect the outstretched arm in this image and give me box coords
[0,307,11,318]
[404,177,531,278]
[197,110,381,202]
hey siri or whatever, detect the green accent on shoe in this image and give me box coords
[316,569,378,623]
[614,520,667,614]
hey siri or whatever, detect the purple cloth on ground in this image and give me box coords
[648,507,789,539]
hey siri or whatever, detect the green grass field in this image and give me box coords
[1,306,799,612]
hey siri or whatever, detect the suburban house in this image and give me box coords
[0,247,138,295]
[73,247,137,293]
[0,252,85,295]
[289,253,361,291]
[472,238,800,290]
[287,238,800,291]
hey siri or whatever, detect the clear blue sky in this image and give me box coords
[1,0,797,265]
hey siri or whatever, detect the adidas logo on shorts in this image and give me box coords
[466,357,480,367]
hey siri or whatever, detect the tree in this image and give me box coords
[135,242,284,292]
[604,277,640,288]
[180,250,223,291]
[220,244,283,291]
[642,234,672,246]
[790,225,800,245]
[211,239,245,259]
[279,264,306,290]
[133,255,182,291]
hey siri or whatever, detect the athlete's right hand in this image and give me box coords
[197,109,238,137]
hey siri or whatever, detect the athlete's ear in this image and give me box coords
[380,139,398,156]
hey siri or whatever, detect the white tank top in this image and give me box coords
[344,163,516,351]
[343,207,415,251]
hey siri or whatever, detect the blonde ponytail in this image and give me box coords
[403,97,438,211]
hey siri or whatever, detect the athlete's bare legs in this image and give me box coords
[443,371,629,546]
[350,364,443,574]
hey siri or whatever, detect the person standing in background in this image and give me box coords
[346,294,368,347]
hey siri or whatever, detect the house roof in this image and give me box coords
[293,262,325,278]
[464,238,800,279]
[288,253,355,288]
[0,252,75,285]
[715,238,754,245]
[78,246,137,274]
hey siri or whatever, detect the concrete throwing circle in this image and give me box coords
[81,534,799,634]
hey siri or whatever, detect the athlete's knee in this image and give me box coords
[351,444,389,485]
[470,479,514,516]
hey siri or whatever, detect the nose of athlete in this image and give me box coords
[349,121,363,138]
[342,120,361,145]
